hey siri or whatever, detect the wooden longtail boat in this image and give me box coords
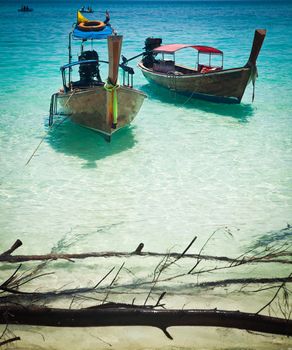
[49,12,146,141]
[18,6,33,12]
[138,30,266,104]
[79,7,94,13]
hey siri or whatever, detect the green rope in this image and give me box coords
[104,81,119,127]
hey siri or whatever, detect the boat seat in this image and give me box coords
[153,60,175,73]
[199,65,222,73]
[71,80,104,88]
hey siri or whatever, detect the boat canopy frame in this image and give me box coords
[62,22,136,92]
[67,23,114,81]
[153,44,224,70]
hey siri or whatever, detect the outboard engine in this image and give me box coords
[78,50,102,85]
[144,37,162,52]
[142,37,162,67]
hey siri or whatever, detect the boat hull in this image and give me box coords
[138,63,253,104]
[57,85,146,137]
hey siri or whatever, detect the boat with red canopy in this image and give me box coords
[137,30,266,104]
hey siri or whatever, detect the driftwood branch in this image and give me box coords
[256,273,292,315]
[0,240,22,256]
[0,320,21,347]
[1,277,291,303]
[0,304,291,338]
[196,276,292,289]
[0,337,21,347]
[0,234,291,344]
[0,240,290,264]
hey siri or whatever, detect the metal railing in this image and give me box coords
[60,59,135,90]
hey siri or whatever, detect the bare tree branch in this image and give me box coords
[0,336,21,347]
[256,273,292,315]
[0,305,291,337]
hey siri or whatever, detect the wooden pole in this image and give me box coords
[107,35,123,85]
[106,35,123,129]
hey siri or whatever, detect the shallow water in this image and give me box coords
[0,0,291,348]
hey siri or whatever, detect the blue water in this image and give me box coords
[0,1,291,349]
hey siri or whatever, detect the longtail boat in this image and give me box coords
[49,12,146,141]
[137,30,266,104]
[79,6,94,13]
[18,6,33,12]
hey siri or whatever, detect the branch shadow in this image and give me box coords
[141,83,255,122]
[248,225,292,250]
[46,119,137,167]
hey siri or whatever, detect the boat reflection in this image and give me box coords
[46,118,137,167]
[141,83,255,122]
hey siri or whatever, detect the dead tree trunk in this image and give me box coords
[0,305,291,339]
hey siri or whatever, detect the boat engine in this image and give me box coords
[142,37,162,67]
[144,37,162,52]
[78,50,102,85]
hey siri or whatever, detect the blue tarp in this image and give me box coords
[73,25,113,40]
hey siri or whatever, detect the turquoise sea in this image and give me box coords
[0,1,291,349]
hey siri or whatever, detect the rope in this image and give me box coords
[104,81,120,127]
[25,115,68,166]
[180,89,198,108]
[27,90,76,166]
[49,89,75,126]
[251,65,258,103]
[0,103,70,184]
[63,89,76,108]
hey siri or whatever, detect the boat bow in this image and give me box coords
[246,29,267,67]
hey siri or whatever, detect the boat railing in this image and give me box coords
[60,59,135,90]
[60,60,100,71]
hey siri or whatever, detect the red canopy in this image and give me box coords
[153,44,223,55]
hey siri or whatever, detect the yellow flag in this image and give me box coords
[77,11,89,24]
